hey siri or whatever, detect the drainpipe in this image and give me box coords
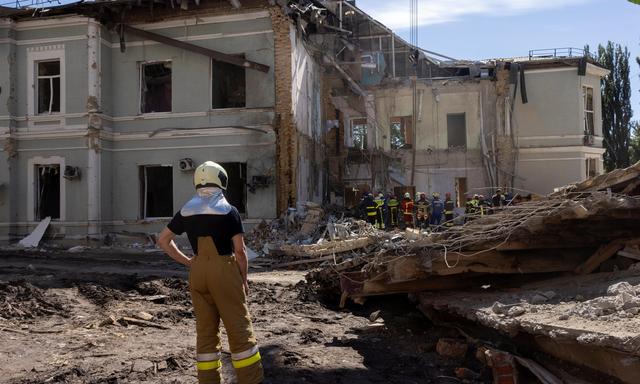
[87,20,102,240]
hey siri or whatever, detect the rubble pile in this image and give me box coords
[303,163,640,308]
[248,202,385,269]
[571,281,640,319]
[0,280,68,319]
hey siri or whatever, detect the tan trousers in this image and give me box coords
[190,236,264,384]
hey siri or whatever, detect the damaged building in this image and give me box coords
[285,2,609,205]
[0,0,327,242]
[0,0,609,243]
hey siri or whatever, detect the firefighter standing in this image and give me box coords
[444,192,455,227]
[429,192,444,229]
[401,192,414,228]
[373,193,386,229]
[387,194,400,228]
[491,189,506,214]
[158,161,263,384]
[465,194,479,222]
[362,193,378,227]
[415,193,429,229]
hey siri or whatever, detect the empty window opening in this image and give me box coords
[351,118,368,150]
[390,116,413,149]
[455,177,467,208]
[586,158,597,178]
[212,57,246,109]
[141,62,172,113]
[219,163,247,214]
[447,113,466,148]
[37,60,61,114]
[140,165,173,218]
[583,86,594,136]
[35,165,60,220]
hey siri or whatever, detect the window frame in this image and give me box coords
[350,117,368,150]
[390,116,413,150]
[26,156,66,222]
[211,57,247,110]
[139,165,174,219]
[583,86,595,136]
[27,47,65,117]
[446,112,467,149]
[585,157,598,178]
[139,60,173,115]
[36,60,62,115]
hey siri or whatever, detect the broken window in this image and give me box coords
[212,58,246,109]
[140,165,173,218]
[586,158,597,178]
[37,60,61,114]
[583,86,594,136]
[351,118,368,150]
[219,163,247,214]
[447,113,466,149]
[141,62,172,113]
[390,116,413,149]
[35,165,60,220]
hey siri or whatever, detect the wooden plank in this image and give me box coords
[122,24,270,73]
[574,241,625,275]
[273,255,336,268]
[276,237,374,258]
[360,276,480,296]
[432,249,590,276]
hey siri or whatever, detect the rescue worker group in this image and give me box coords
[359,189,508,231]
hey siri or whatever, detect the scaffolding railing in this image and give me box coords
[528,47,593,60]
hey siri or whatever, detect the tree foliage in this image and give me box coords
[633,56,640,164]
[596,42,633,170]
[630,122,640,164]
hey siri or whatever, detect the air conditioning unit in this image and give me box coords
[583,135,595,146]
[63,166,81,180]
[179,158,195,172]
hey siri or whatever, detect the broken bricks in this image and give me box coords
[436,338,468,359]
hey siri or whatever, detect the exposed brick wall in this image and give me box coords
[270,6,297,214]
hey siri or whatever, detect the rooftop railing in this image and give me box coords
[528,48,594,60]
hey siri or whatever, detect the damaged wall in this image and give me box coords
[339,78,497,200]
[290,22,325,205]
[513,64,607,195]
[0,4,287,242]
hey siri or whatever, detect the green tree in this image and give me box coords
[630,121,640,163]
[633,56,640,164]
[596,42,633,170]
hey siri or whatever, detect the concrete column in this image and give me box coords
[87,20,102,239]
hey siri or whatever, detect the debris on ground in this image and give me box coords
[17,217,51,248]
[0,279,67,319]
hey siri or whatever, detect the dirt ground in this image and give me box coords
[0,250,491,384]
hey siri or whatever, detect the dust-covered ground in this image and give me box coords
[0,250,491,384]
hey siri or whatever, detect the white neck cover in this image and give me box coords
[180,187,233,217]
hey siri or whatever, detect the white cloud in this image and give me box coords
[356,0,593,30]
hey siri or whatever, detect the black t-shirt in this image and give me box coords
[167,207,244,255]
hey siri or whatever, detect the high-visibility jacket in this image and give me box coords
[444,199,455,214]
[401,199,414,215]
[387,198,399,225]
[416,200,429,218]
[444,199,455,226]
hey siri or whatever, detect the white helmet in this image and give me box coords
[193,161,228,190]
[404,192,411,199]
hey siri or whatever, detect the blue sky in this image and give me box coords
[358,0,640,118]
